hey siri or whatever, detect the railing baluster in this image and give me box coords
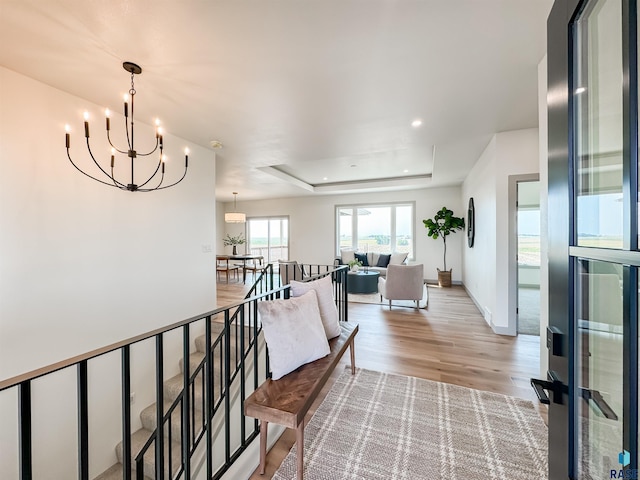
[122,346,132,480]
[205,316,213,479]
[224,309,231,463]
[77,361,89,480]
[18,380,32,480]
[155,334,164,480]
[253,300,259,432]
[240,307,246,445]
[168,409,173,479]
[182,325,191,479]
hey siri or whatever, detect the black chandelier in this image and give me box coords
[65,61,188,192]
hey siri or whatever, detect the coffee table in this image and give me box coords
[347,270,380,294]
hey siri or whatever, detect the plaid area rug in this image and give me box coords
[273,368,547,480]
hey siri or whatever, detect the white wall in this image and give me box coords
[0,66,217,478]
[220,186,464,283]
[462,128,540,334]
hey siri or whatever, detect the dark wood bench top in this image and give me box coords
[245,321,358,429]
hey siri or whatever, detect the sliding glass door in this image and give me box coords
[246,217,289,263]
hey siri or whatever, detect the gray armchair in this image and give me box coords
[378,264,425,309]
[278,260,307,285]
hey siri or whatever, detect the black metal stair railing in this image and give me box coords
[0,263,348,480]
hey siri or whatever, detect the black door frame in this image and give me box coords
[548,0,639,478]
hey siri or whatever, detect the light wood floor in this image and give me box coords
[215,278,547,479]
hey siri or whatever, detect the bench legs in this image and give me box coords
[259,420,268,475]
[296,419,305,480]
[350,338,356,375]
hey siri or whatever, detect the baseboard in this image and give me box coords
[461,283,515,336]
[490,324,516,336]
[461,283,484,318]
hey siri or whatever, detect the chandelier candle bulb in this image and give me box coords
[105,109,110,130]
[65,124,70,148]
[123,94,128,117]
[83,111,90,138]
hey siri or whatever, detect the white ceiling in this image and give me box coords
[0,0,553,202]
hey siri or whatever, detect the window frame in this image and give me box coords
[334,201,416,260]
[246,215,290,263]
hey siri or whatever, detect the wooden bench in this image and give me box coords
[244,321,359,480]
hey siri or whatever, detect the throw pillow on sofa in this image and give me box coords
[354,252,369,266]
[290,275,341,339]
[376,254,391,267]
[389,252,408,265]
[340,248,357,265]
[258,290,330,380]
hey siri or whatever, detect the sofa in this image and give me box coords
[334,249,409,277]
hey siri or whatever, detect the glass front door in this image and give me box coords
[546,0,638,478]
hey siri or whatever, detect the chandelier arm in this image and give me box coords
[136,138,160,157]
[135,158,163,189]
[67,149,121,188]
[149,165,188,191]
[106,131,128,155]
[110,166,127,189]
[137,172,165,192]
[86,138,127,187]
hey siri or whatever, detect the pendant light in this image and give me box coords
[225,192,246,223]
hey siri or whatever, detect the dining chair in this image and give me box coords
[243,256,265,281]
[216,257,239,283]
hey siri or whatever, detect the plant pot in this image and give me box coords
[437,269,452,287]
[232,245,238,255]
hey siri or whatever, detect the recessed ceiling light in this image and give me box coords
[323,177,328,180]
[411,119,422,127]
[575,87,586,94]
[210,140,223,148]
[403,169,409,173]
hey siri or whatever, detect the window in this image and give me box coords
[247,217,289,263]
[336,203,414,258]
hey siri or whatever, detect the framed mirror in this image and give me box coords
[467,197,475,247]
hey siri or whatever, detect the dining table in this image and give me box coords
[216,254,263,284]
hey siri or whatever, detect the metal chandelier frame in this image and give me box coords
[65,61,188,192]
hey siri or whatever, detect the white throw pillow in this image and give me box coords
[389,252,408,265]
[290,275,341,339]
[258,290,330,380]
[340,248,357,265]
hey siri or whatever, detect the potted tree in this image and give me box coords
[423,207,465,287]
[223,233,246,255]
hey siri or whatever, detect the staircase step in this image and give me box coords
[179,351,207,374]
[140,401,205,441]
[93,462,152,480]
[164,373,205,411]
[195,322,255,352]
[115,428,181,479]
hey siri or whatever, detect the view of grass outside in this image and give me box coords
[247,217,289,262]
[518,208,540,266]
[337,204,414,257]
